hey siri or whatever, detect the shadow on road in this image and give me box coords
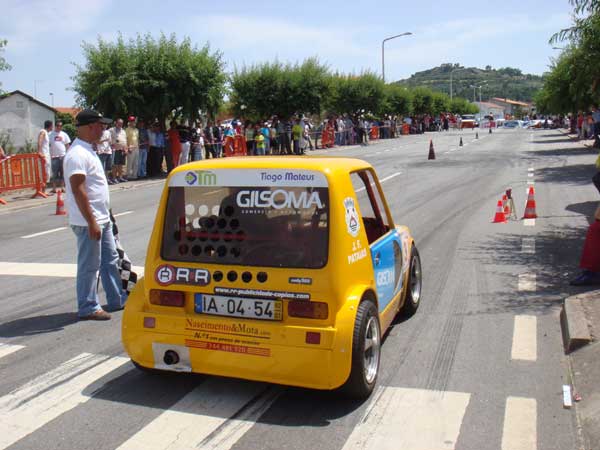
[467,220,590,316]
[0,312,79,337]
[532,163,595,186]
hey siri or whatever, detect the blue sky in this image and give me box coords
[0,0,574,108]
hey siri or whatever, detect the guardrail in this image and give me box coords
[0,154,48,205]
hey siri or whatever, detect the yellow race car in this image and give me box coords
[122,157,421,398]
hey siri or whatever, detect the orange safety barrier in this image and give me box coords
[0,153,48,205]
[369,126,379,140]
[224,135,248,157]
[402,123,410,135]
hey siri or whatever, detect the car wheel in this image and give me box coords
[342,300,381,398]
[401,246,422,317]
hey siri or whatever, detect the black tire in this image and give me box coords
[401,246,422,317]
[342,300,381,399]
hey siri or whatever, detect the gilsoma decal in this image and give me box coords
[236,189,323,210]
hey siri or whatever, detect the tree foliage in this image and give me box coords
[326,72,385,117]
[0,39,11,93]
[229,58,330,120]
[544,0,600,110]
[72,33,226,123]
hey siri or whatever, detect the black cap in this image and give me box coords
[75,109,113,127]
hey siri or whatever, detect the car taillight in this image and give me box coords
[287,301,328,319]
[149,290,185,307]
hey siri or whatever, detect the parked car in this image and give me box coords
[122,157,422,398]
[503,120,524,128]
[460,114,476,129]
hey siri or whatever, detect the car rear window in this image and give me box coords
[161,169,329,268]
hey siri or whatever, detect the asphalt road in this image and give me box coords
[0,128,596,450]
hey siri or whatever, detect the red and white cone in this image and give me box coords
[492,200,507,223]
[523,187,537,219]
[55,190,66,216]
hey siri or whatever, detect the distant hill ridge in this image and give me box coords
[393,63,543,103]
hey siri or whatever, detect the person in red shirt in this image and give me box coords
[167,121,181,172]
[577,112,584,140]
[570,206,600,285]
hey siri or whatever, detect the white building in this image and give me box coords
[473,101,505,120]
[0,90,57,149]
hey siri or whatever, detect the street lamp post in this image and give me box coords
[381,32,412,83]
[33,80,44,99]
[49,92,54,107]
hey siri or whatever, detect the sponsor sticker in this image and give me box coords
[344,197,360,237]
[169,169,328,188]
[154,264,211,286]
[289,277,313,285]
[236,189,324,210]
[185,339,270,357]
[214,286,310,300]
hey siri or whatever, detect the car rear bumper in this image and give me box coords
[122,283,354,390]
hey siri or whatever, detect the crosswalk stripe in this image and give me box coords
[501,397,537,450]
[518,273,536,291]
[511,315,537,361]
[0,343,25,359]
[0,262,144,277]
[0,352,128,449]
[342,387,470,450]
[116,378,269,450]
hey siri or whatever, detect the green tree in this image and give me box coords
[72,33,226,124]
[0,39,12,93]
[411,87,434,115]
[327,72,385,117]
[229,57,330,120]
[380,84,413,117]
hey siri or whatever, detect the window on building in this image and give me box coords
[15,101,24,109]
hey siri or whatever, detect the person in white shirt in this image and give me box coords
[37,120,53,191]
[48,121,71,192]
[97,124,114,184]
[64,109,127,321]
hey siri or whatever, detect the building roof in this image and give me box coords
[55,107,82,118]
[476,101,505,110]
[0,90,58,113]
[491,97,531,107]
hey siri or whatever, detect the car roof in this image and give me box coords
[170,156,375,178]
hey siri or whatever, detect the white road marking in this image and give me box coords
[518,273,536,291]
[511,315,537,361]
[501,397,537,450]
[521,237,535,253]
[342,387,470,450]
[0,262,144,277]
[21,227,67,239]
[116,379,270,450]
[0,343,25,359]
[113,210,134,217]
[527,173,534,177]
[0,353,128,449]
[198,387,283,450]
[524,219,536,226]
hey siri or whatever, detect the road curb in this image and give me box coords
[561,291,599,353]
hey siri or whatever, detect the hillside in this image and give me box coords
[394,63,543,103]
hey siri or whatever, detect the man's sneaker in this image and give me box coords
[569,270,600,286]
[79,309,111,321]
[107,179,116,185]
[118,177,128,183]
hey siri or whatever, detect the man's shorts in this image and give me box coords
[113,150,126,166]
[51,157,64,181]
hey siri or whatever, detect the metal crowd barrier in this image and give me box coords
[0,154,48,205]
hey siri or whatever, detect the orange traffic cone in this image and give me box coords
[523,187,537,219]
[428,140,436,160]
[459,137,463,147]
[492,200,507,223]
[476,132,479,139]
[55,190,66,215]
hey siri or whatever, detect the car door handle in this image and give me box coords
[374,252,381,266]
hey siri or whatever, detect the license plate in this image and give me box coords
[194,294,282,321]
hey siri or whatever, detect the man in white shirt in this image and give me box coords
[37,120,53,191]
[48,121,71,192]
[64,109,127,320]
[109,119,127,182]
[97,124,114,184]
